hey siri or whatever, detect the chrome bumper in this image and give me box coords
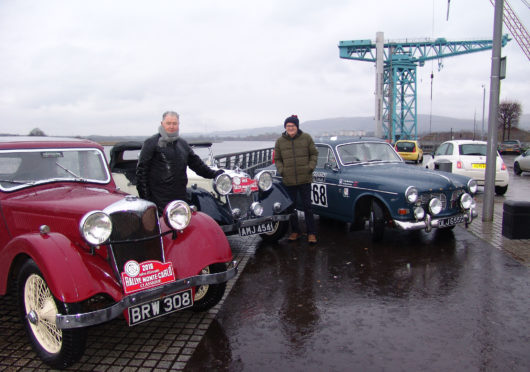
[221,214,291,233]
[56,260,238,329]
[393,208,478,232]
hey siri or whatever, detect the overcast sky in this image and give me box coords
[1,0,529,136]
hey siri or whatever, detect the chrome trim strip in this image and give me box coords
[393,208,475,231]
[56,261,238,329]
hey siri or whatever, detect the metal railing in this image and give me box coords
[214,148,274,177]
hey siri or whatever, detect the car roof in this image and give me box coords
[442,140,487,145]
[314,136,388,146]
[0,136,103,150]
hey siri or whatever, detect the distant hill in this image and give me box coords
[188,113,530,137]
[84,113,530,143]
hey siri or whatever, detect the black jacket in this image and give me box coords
[136,134,216,210]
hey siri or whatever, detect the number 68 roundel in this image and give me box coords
[311,183,328,207]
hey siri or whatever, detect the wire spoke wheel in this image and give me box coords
[17,260,87,369]
[194,267,210,302]
[24,273,62,354]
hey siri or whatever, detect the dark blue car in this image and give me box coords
[280,137,478,241]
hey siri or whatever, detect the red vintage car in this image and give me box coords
[0,136,237,369]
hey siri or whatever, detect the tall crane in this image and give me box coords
[339,34,510,142]
[489,0,530,60]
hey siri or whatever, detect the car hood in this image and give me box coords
[341,163,470,191]
[2,184,126,240]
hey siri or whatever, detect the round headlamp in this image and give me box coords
[250,202,264,217]
[255,171,273,192]
[405,186,419,204]
[413,206,425,220]
[459,193,473,210]
[428,198,443,215]
[467,179,478,195]
[80,211,112,245]
[214,173,232,195]
[164,200,192,230]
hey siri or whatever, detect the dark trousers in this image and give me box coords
[286,183,316,235]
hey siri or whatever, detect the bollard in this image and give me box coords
[502,200,530,239]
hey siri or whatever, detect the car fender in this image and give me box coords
[188,187,233,225]
[162,210,233,278]
[258,182,293,214]
[1,233,123,303]
[351,191,392,223]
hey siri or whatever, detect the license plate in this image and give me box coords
[438,214,465,228]
[128,289,193,326]
[239,221,274,236]
[472,163,486,169]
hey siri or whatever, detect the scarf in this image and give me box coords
[158,125,179,148]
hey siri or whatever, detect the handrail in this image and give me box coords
[214,147,274,177]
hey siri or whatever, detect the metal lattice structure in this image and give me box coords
[339,35,510,142]
[490,0,530,60]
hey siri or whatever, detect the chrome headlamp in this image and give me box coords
[250,202,264,217]
[467,179,478,195]
[164,200,192,230]
[413,206,425,220]
[459,193,473,210]
[405,186,419,204]
[214,173,232,195]
[80,211,112,245]
[428,198,443,215]
[255,171,273,192]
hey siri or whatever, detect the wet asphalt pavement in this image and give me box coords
[185,226,529,371]
[185,156,530,372]
[0,156,528,371]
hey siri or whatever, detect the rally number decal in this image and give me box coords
[311,183,328,207]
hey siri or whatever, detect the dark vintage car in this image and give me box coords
[0,137,238,369]
[110,141,293,243]
[270,137,478,241]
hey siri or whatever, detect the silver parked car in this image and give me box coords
[514,149,530,175]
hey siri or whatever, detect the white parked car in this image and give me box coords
[425,140,509,195]
[513,149,530,175]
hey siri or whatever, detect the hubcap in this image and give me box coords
[27,310,38,325]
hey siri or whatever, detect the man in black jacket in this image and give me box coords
[136,111,222,211]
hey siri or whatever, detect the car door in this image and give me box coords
[311,145,350,221]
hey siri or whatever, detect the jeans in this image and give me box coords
[285,183,316,235]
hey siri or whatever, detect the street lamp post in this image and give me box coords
[482,85,486,140]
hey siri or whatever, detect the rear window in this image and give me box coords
[395,142,416,152]
[459,144,487,156]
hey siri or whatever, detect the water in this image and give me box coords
[103,140,274,160]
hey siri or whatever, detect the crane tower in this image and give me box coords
[339,33,510,142]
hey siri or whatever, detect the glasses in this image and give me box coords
[285,124,297,128]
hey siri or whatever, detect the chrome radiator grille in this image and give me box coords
[107,202,163,278]
[420,192,447,210]
[227,193,253,218]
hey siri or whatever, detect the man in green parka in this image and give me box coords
[274,115,318,243]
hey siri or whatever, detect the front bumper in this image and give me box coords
[220,214,291,234]
[393,208,478,232]
[56,260,238,329]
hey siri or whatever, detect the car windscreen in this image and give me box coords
[0,148,110,191]
[337,142,402,164]
[459,143,487,156]
[395,142,416,152]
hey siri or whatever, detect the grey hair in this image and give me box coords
[162,111,180,120]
